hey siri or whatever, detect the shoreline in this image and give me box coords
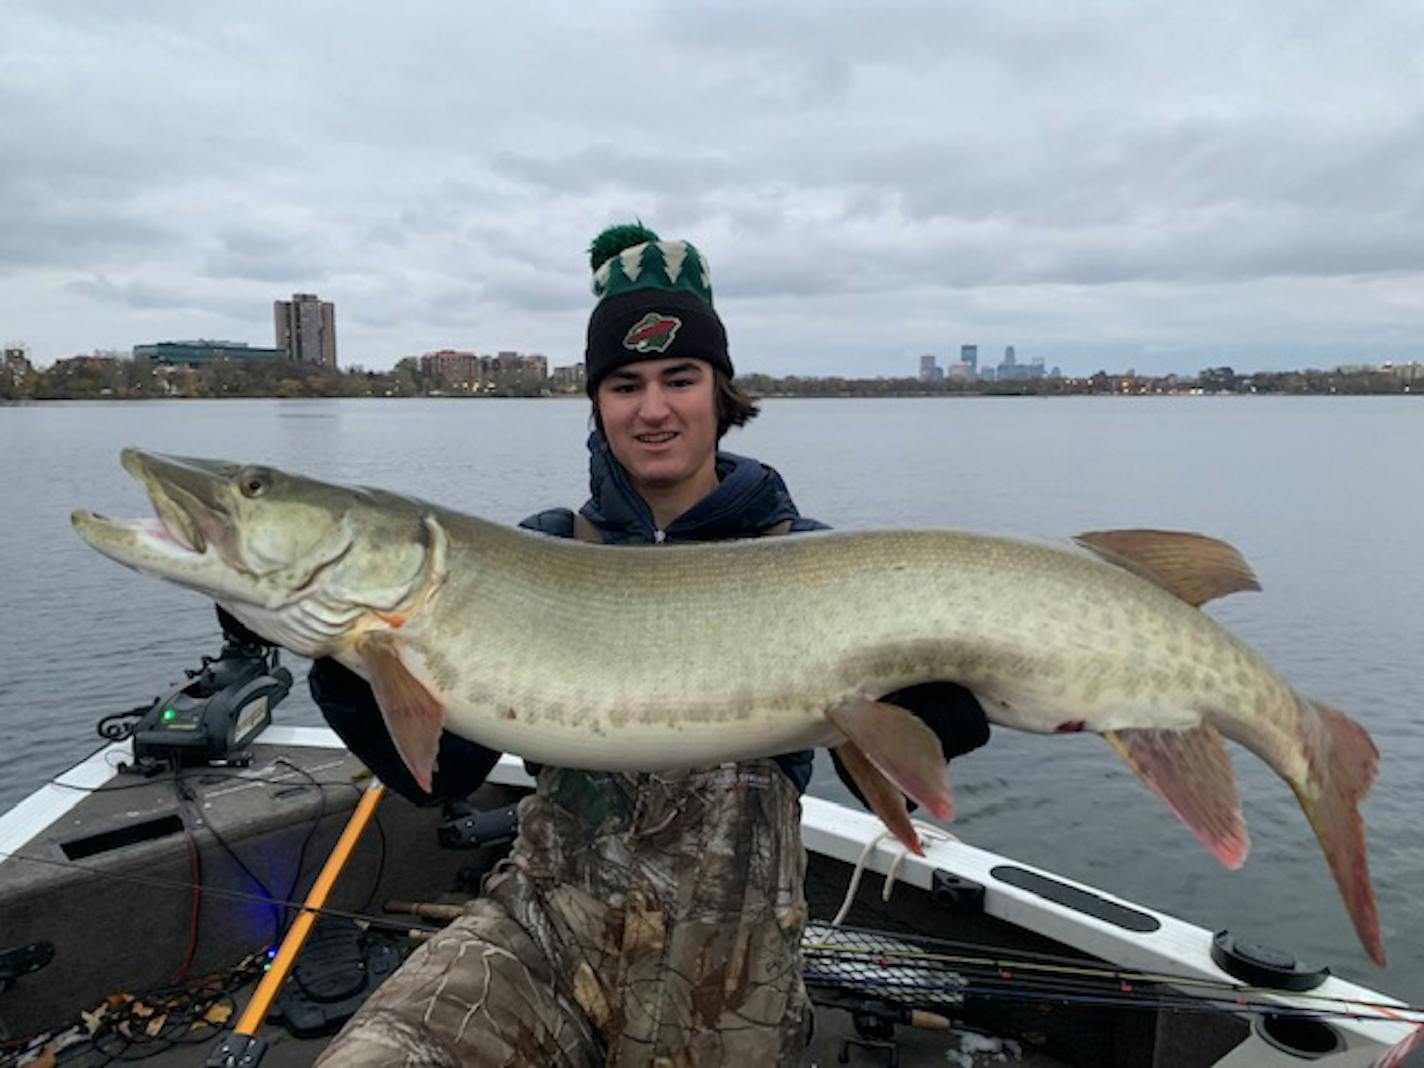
[4,391,1418,405]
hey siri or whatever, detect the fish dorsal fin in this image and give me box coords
[1074,529,1261,607]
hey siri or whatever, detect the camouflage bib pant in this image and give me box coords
[314,758,812,1067]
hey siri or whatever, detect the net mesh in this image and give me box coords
[801,921,967,1007]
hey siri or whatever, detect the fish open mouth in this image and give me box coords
[143,484,208,554]
[117,447,212,555]
[72,449,223,563]
[71,507,208,562]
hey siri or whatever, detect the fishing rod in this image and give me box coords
[206,779,385,1067]
[801,933,1424,1024]
[2,841,1419,1030]
[0,846,437,937]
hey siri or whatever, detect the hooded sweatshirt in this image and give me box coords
[522,431,827,543]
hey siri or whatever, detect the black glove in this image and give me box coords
[831,681,990,812]
[309,657,501,807]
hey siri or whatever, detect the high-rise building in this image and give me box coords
[960,345,978,374]
[995,349,1044,382]
[918,354,940,382]
[274,293,337,368]
[3,343,32,387]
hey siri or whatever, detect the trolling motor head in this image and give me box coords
[102,610,293,771]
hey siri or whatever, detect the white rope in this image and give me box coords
[829,821,958,927]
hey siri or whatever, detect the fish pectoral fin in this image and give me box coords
[357,632,445,795]
[1074,529,1261,607]
[1104,725,1249,869]
[828,696,955,822]
[834,740,923,855]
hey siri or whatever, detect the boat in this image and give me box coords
[1,690,1419,1066]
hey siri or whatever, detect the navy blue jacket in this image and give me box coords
[305,432,988,805]
[524,432,828,544]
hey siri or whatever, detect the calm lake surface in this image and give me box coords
[1,396,1420,999]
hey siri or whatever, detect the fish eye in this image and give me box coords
[238,469,270,498]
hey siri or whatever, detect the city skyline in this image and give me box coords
[918,344,1060,383]
[4,328,1414,386]
[8,341,1415,402]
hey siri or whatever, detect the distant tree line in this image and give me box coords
[740,364,1419,397]
[0,354,549,401]
[3,355,1418,402]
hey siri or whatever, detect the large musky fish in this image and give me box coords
[71,448,1386,965]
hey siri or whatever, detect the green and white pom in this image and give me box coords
[588,222,713,305]
[589,223,660,271]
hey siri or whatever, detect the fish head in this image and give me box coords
[72,448,440,657]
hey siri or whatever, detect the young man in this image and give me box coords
[303,225,990,1066]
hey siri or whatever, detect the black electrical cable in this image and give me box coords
[358,805,388,917]
[93,705,152,743]
[49,767,372,794]
[0,849,442,938]
[172,772,282,947]
[3,955,264,1068]
[272,758,328,935]
[266,757,386,930]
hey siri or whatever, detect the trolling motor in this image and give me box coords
[99,615,293,772]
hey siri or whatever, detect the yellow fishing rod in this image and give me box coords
[206,780,386,1067]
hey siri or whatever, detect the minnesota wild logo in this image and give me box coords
[623,313,681,354]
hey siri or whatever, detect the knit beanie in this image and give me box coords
[583,223,732,395]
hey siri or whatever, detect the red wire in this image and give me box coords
[173,818,202,981]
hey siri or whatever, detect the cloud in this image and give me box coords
[201,226,334,285]
[6,0,1424,373]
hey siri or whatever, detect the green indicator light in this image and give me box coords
[163,708,176,721]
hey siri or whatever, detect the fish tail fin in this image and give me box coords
[1374,1024,1424,1068]
[1295,694,1385,966]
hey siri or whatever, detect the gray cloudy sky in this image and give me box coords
[5,1,1424,376]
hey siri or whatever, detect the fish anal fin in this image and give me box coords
[834,741,922,855]
[1104,724,1250,869]
[357,631,445,795]
[828,696,954,822]
[1075,529,1261,607]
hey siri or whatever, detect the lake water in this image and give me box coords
[1,396,1420,1000]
